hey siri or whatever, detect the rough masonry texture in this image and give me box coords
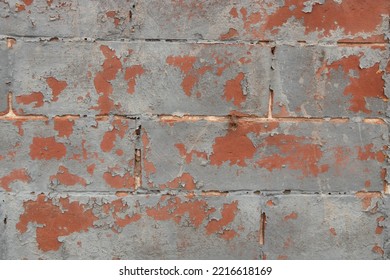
[0,0,389,259]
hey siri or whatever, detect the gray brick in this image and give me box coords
[11,41,270,116]
[0,118,136,193]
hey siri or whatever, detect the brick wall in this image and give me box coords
[0,0,389,259]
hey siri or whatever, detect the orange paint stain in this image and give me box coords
[266,200,275,207]
[220,28,239,40]
[87,164,96,175]
[124,65,145,94]
[142,130,157,177]
[13,120,25,136]
[0,169,31,191]
[322,55,385,114]
[224,72,246,107]
[50,166,87,187]
[160,172,196,191]
[256,134,329,177]
[284,212,298,221]
[209,122,279,167]
[100,119,129,152]
[16,194,97,252]
[355,192,382,210]
[264,0,389,37]
[357,144,385,163]
[22,0,33,5]
[29,137,67,160]
[46,77,67,102]
[16,92,44,108]
[93,45,122,114]
[103,170,135,190]
[206,201,238,238]
[106,11,120,27]
[372,245,384,256]
[53,117,74,138]
[146,197,215,228]
[175,143,207,164]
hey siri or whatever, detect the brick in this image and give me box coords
[142,119,387,192]
[0,1,388,42]
[4,193,262,259]
[272,45,389,118]
[0,118,136,193]
[262,194,385,259]
[11,41,270,116]
[0,40,9,114]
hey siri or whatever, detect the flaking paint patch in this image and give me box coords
[16,92,44,108]
[124,65,145,94]
[100,120,129,153]
[46,77,67,102]
[0,169,31,191]
[54,117,74,138]
[29,137,67,160]
[142,130,157,178]
[146,196,215,228]
[102,199,141,232]
[93,45,122,114]
[103,169,135,190]
[160,173,196,191]
[209,122,279,167]
[16,194,97,252]
[205,201,238,240]
[284,212,298,221]
[224,72,246,107]
[355,192,382,211]
[256,134,329,177]
[320,54,386,114]
[264,0,389,37]
[50,166,87,187]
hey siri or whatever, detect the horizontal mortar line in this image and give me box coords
[1,190,386,197]
[1,35,388,46]
[0,113,386,124]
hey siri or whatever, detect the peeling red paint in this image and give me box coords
[372,245,384,256]
[100,119,129,152]
[13,120,25,136]
[220,28,239,40]
[321,54,386,114]
[209,122,279,167]
[16,92,44,108]
[93,45,122,114]
[376,216,384,235]
[357,144,385,163]
[355,192,381,210]
[175,143,207,164]
[142,130,157,177]
[54,117,74,138]
[284,212,298,221]
[329,227,337,236]
[125,65,145,94]
[160,172,196,191]
[146,197,215,228]
[264,0,389,37]
[224,72,245,107]
[29,137,66,160]
[256,134,329,177]
[167,55,197,97]
[46,77,67,102]
[50,166,87,187]
[87,164,96,175]
[0,169,30,191]
[22,0,33,5]
[103,169,135,190]
[106,11,120,27]
[103,199,141,231]
[16,194,97,252]
[206,201,238,240]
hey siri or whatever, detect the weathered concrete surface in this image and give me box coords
[384,197,390,259]
[0,118,136,193]
[0,0,388,42]
[262,194,386,259]
[0,193,6,259]
[0,40,9,114]
[3,193,262,259]
[142,118,387,192]
[272,45,389,118]
[11,40,270,116]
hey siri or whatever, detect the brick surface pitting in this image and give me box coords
[0,0,389,259]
